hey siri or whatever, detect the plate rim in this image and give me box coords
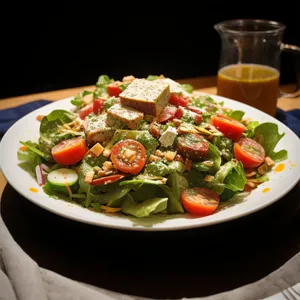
[1,94,299,231]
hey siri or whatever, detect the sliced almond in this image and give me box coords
[98,170,106,177]
[149,154,161,162]
[246,171,257,178]
[102,161,113,172]
[245,181,256,188]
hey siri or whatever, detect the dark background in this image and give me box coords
[1,2,299,99]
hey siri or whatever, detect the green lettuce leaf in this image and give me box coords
[121,194,168,218]
[254,122,287,162]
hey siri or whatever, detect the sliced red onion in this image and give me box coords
[35,164,46,186]
[41,163,51,173]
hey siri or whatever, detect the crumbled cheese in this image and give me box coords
[159,127,178,148]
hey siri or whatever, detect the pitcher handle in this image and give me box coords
[279,43,300,98]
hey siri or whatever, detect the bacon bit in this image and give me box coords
[149,154,161,162]
[100,205,122,213]
[64,182,73,200]
[185,159,192,171]
[36,115,44,121]
[89,143,104,157]
[246,171,257,178]
[204,175,214,182]
[165,151,177,162]
[243,184,253,192]
[85,171,95,183]
[19,146,27,151]
[257,163,268,175]
[265,156,275,167]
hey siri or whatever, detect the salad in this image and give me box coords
[17,74,288,218]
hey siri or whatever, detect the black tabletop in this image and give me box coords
[1,183,300,299]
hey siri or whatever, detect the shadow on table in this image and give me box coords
[1,183,300,299]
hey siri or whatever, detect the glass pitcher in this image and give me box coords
[214,19,300,116]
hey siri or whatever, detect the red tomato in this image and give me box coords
[175,106,185,119]
[78,103,94,120]
[169,93,191,107]
[110,139,147,175]
[93,98,105,114]
[157,106,177,123]
[181,187,220,216]
[234,137,265,168]
[52,137,88,165]
[187,106,203,115]
[177,133,209,161]
[107,82,123,97]
[91,174,125,186]
[211,114,246,140]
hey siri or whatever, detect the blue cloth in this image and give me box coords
[0,100,299,137]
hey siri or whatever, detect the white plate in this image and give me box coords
[1,95,299,231]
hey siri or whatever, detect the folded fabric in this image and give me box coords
[0,100,51,135]
[276,108,300,137]
[1,207,300,300]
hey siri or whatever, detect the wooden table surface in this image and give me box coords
[0,76,299,197]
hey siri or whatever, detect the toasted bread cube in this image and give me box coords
[89,143,104,157]
[83,114,115,146]
[106,103,143,130]
[119,79,170,117]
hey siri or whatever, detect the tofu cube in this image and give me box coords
[159,126,178,148]
[83,114,115,146]
[119,79,170,117]
[106,103,144,130]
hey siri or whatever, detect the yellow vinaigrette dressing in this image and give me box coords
[217,64,279,116]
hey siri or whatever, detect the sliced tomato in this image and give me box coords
[187,106,203,115]
[91,174,125,186]
[78,103,94,120]
[169,93,191,107]
[110,139,147,175]
[181,187,220,216]
[93,98,105,114]
[175,106,185,119]
[177,133,209,161]
[157,106,177,123]
[234,137,265,168]
[211,114,245,140]
[52,137,88,165]
[107,81,123,97]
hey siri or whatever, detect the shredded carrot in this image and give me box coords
[19,146,27,151]
[100,206,122,213]
[64,182,72,200]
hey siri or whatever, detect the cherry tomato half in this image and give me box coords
[52,137,88,165]
[110,139,147,175]
[234,137,265,168]
[211,114,246,140]
[181,187,220,216]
